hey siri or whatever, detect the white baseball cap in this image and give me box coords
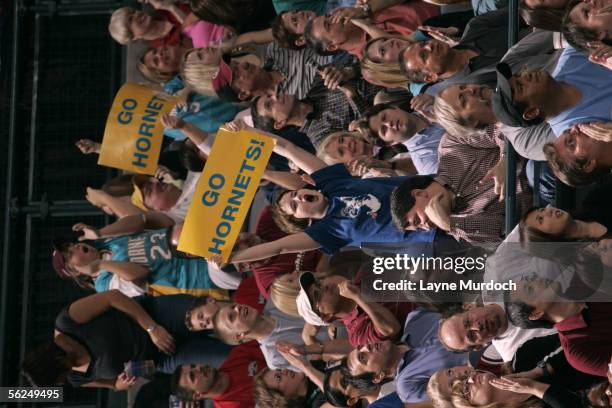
[297,272,328,326]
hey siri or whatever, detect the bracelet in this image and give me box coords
[146,324,157,333]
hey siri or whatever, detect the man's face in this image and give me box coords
[524,206,572,236]
[552,126,598,173]
[307,277,342,321]
[401,40,452,82]
[178,364,218,398]
[401,189,434,232]
[367,38,411,63]
[189,299,224,331]
[439,84,496,129]
[278,189,328,219]
[324,134,372,162]
[435,365,474,400]
[509,70,554,120]
[368,107,416,144]
[216,303,259,340]
[141,177,181,211]
[346,341,395,378]
[230,60,268,100]
[255,94,297,130]
[129,10,154,39]
[263,369,306,398]
[310,15,355,52]
[144,45,181,73]
[439,306,507,351]
[281,10,315,35]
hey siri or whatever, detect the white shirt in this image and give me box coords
[166,170,201,223]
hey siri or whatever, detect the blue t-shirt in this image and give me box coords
[163,76,241,139]
[93,229,218,294]
[396,309,469,403]
[304,164,437,254]
[549,46,612,137]
[370,393,403,408]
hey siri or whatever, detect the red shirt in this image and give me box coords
[214,342,267,408]
[554,302,612,377]
[345,2,440,59]
[253,206,321,298]
[233,276,266,312]
[341,272,415,347]
[149,4,192,48]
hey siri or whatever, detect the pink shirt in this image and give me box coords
[183,20,227,47]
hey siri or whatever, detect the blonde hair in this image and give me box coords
[316,131,373,165]
[253,369,308,408]
[427,371,454,408]
[270,276,301,317]
[361,37,410,89]
[137,49,177,84]
[432,95,487,138]
[180,49,220,96]
[449,378,545,408]
[109,7,136,45]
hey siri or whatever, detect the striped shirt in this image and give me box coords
[252,41,331,99]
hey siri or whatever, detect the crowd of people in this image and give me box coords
[19,0,612,406]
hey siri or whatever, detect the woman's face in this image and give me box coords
[324,134,373,163]
[588,381,612,407]
[569,1,612,39]
[263,369,306,398]
[456,370,510,406]
[67,243,100,272]
[281,10,316,35]
[144,45,181,73]
[367,38,411,63]
[130,10,154,39]
[186,47,222,66]
[524,207,573,236]
[278,189,328,219]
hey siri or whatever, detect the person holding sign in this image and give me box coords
[51,213,229,299]
[209,120,442,266]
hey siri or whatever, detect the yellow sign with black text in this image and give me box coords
[178,129,275,261]
[98,82,177,174]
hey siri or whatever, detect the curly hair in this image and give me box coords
[562,0,611,52]
[272,11,306,50]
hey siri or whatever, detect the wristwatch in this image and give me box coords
[361,1,372,16]
[146,324,157,333]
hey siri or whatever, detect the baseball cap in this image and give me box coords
[131,174,149,211]
[297,271,328,326]
[491,62,532,128]
[51,238,72,279]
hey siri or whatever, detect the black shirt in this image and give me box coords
[56,306,157,386]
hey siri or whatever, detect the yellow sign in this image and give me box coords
[178,129,275,260]
[98,82,177,174]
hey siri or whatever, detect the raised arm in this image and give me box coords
[161,114,213,155]
[68,290,175,353]
[263,169,307,190]
[72,212,175,242]
[229,232,320,263]
[85,188,143,218]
